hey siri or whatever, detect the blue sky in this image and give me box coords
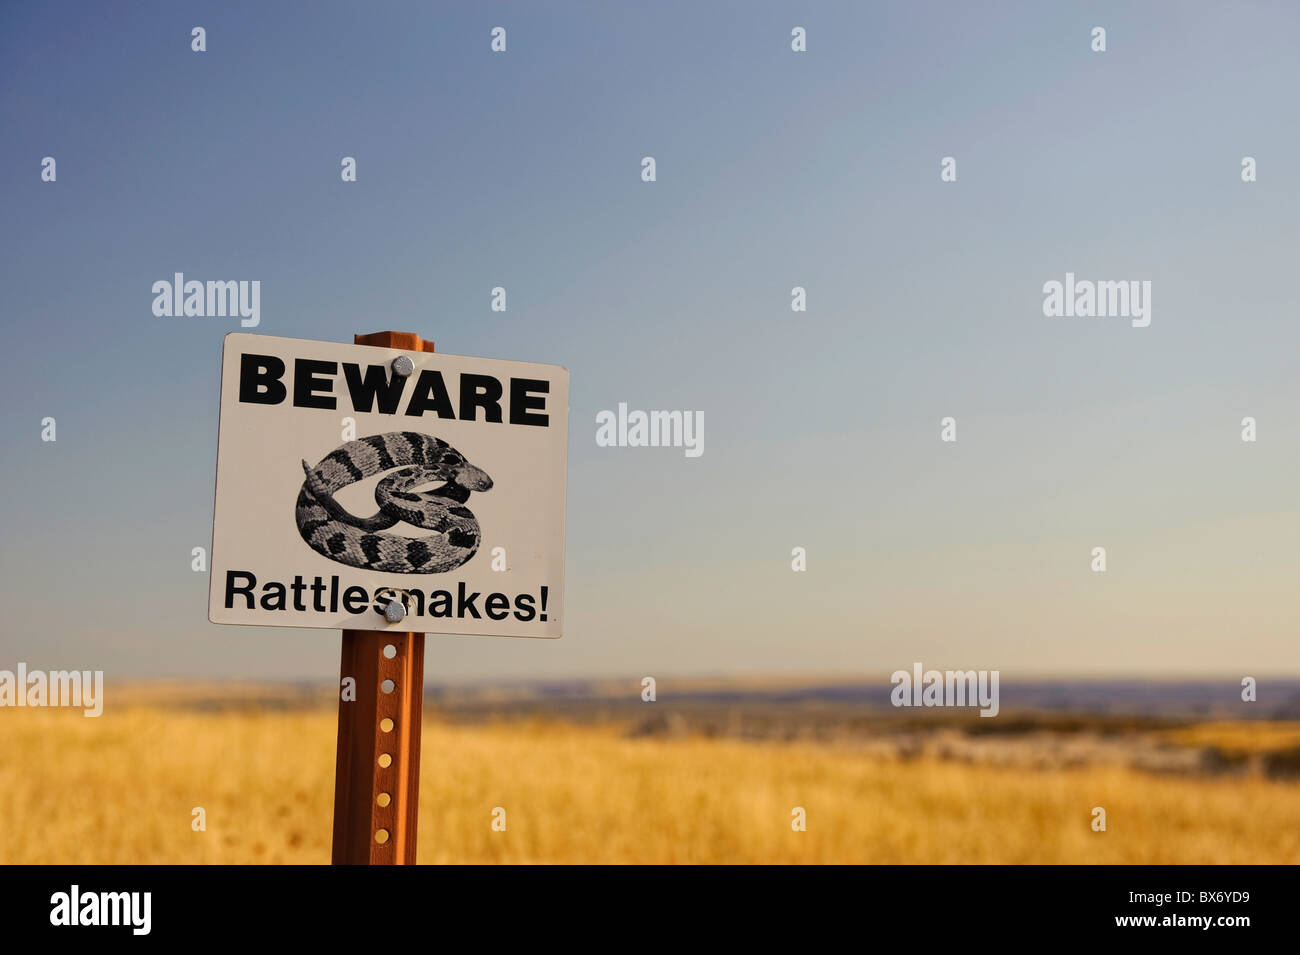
[3,1,1299,681]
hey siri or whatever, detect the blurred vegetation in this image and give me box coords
[2,695,1299,864]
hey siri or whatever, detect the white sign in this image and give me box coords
[209,333,568,637]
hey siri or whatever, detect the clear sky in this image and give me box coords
[2,1,1298,681]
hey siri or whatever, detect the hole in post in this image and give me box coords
[377,792,391,808]
[381,679,395,694]
[378,753,392,768]
[380,718,394,732]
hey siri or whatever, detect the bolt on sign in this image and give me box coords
[209,333,569,637]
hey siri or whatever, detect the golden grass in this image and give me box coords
[1,706,1297,864]
[1162,720,1300,755]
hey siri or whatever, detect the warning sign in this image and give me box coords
[208,333,569,637]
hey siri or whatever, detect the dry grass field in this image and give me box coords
[1161,720,1300,754]
[2,702,1299,864]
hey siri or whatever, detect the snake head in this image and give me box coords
[453,463,493,492]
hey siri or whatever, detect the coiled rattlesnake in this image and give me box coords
[295,431,492,574]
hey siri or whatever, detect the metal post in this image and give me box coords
[330,330,434,864]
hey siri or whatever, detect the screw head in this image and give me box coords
[391,355,415,377]
[383,600,406,623]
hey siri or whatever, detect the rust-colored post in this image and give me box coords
[330,331,434,865]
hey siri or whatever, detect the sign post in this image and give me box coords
[209,328,568,865]
[332,330,434,865]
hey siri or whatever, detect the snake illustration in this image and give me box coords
[295,431,492,574]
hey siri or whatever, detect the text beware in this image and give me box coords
[239,353,550,426]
